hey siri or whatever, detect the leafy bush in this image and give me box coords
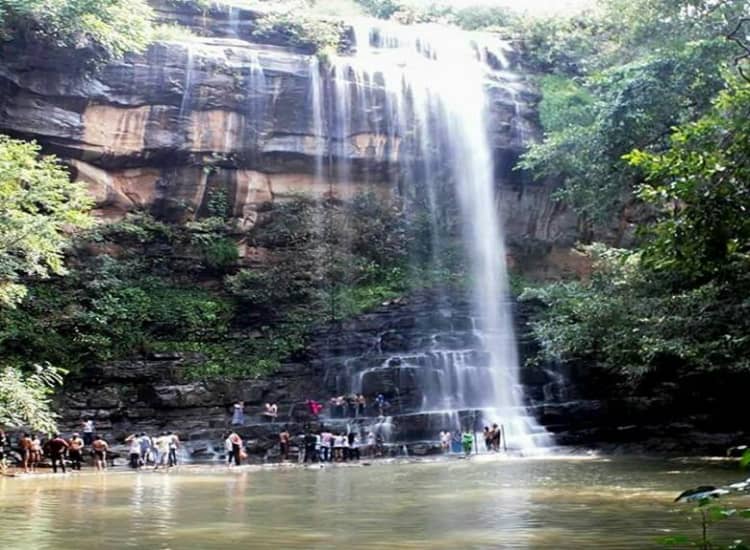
[521,245,750,380]
[537,75,595,133]
[252,10,346,58]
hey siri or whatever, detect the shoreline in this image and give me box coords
[2,451,742,480]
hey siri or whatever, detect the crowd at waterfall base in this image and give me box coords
[0,398,518,474]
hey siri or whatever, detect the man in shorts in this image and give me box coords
[44,434,69,474]
[68,433,84,471]
[91,435,109,471]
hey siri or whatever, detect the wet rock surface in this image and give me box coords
[56,289,749,459]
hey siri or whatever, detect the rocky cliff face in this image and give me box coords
[0,2,582,278]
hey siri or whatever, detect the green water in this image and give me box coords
[1,456,748,549]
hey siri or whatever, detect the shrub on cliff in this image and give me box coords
[0,0,153,62]
[252,10,347,58]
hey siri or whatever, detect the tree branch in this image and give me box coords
[727,18,750,83]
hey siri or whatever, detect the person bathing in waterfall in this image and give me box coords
[491,423,502,452]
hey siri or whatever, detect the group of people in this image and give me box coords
[439,424,505,455]
[126,432,181,470]
[328,393,390,418]
[0,424,109,474]
[231,401,279,426]
[278,427,385,463]
[0,419,186,475]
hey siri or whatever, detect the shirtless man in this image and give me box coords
[91,435,109,471]
[44,434,69,474]
[30,434,42,472]
[279,428,290,461]
[68,433,84,471]
[19,433,32,473]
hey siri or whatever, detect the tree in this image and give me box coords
[0,363,64,433]
[0,135,92,307]
[626,80,750,283]
[522,82,750,381]
[518,0,750,227]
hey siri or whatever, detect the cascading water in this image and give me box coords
[312,20,551,452]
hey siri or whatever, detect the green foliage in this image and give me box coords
[150,23,198,42]
[0,363,64,433]
[355,0,402,19]
[252,10,346,58]
[626,81,750,283]
[0,135,92,307]
[0,0,154,63]
[537,75,595,133]
[660,489,750,550]
[520,245,750,379]
[518,0,749,225]
[355,0,511,29]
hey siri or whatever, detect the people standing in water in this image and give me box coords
[451,431,462,454]
[139,433,152,466]
[153,432,170,470]
[68,433,84,471]
[168,432,180,467]
[461,430,474,456]
[349,434,361,461]
[440,430,451,453]
[316,430,328,462]
[91,435,109,470]
[231,401,245,426]
[44,434,69,474]
[82,419,95,446]
[332,433,344,461]
[226,431,242,466]
[303,431,317,463]
[483,426,492,452]
[491,423,502,452]
[127,434,141,469]
[30,434,42,472]
[279,427,290,461]
[20,433,32,473]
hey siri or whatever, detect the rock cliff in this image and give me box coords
[0,2,582,277]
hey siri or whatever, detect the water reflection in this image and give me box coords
[0,457,747,549]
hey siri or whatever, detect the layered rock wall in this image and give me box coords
[0,5,581,276]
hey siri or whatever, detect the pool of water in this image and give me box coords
[1,455,748,549]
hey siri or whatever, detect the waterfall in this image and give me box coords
[305,20,551,451]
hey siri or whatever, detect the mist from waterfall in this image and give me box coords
[305,20,551,451]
